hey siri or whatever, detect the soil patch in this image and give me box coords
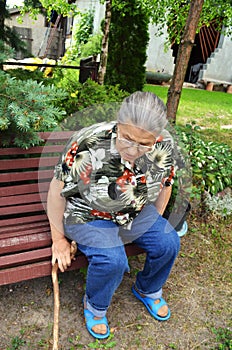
[0,216,231,350]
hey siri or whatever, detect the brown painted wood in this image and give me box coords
[0,145,61,156]
[0,247,52,268]
[0,254,87,286]
[0,232,51,254]
[0,224,50,240]
[0,170,54,183]
[0,182,50,197]
[2,192,48,207]
[0,156,59,170]
[0,261,53,285]
[0,221,49,236]
[0,213,48,228]
[1,202,45,216]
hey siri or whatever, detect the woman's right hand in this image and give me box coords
[52,237,71,272]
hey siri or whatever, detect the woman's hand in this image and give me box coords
[52,237,71,272]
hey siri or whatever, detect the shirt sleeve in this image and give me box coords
[54,133,79,182]
[54,123,104,182]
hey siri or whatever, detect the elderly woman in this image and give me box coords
[47,91,181,339]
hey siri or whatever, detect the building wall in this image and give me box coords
[146,23,175,75]
[6,11,47,57]
[199,33,232,85]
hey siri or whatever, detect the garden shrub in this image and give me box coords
[0,70,67,148]
[74,9,94,46]
[59,79,129,130]
[175,123,232,216]
[6,68,56,85]
[63,9,101,64]
[65,9,95,61]
[105,0,150,93]
[205,191,232,217]
[79,34,102,59]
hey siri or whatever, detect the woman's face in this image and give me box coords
[116,123,157,164]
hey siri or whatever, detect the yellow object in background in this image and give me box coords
[24,57,43,71]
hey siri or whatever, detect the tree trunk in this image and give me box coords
[167,0,204,123]
[0,0,7,70]
[97,0,112,85]
[0,0,7,40]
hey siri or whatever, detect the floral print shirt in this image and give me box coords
[54,122,182,227]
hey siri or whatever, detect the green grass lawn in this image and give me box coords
[144,84,232,147]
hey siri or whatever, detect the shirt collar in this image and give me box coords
[110,124,119,156]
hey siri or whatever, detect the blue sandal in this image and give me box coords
[84,308,110,339]
[132,285,171,321]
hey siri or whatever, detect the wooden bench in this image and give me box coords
[0,131,144,286]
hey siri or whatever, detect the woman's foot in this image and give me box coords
[83,299,109,338]
[90,316,108,336]
[132,285,171,321]
[153,298,169,317]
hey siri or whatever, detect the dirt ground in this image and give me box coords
[0,217,231,350]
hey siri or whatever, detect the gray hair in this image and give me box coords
[117,91,168,135]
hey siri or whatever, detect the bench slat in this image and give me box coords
[0,255,87,286]
[0,182,50,197]
[0,213,48,228]
[1,192,47,207]
[39,131,74,141]
[0,222,50,238]
[0,248,83,269]
[0,244,143,286]
[0,247,52,268]
[0,261,53,285]
[0,202,45,216]
[0,169,54,183]
[0,144,65,156]
[0,232,51,254]
[0,156,58,171]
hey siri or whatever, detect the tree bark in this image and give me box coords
[0,0,7,40]
[0,0,7,70]
[167,0,205,123]
[97,0,112,85]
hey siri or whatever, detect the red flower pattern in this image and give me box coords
[116,169,137,192]
[65,142,79,167]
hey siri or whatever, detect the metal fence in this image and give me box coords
[2,56,99,84]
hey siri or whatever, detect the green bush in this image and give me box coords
[0,70,67,148]
[205,191,232,217]
[175,123,232,199]
[79,34,102,58]
[74,9,94,46]
[105,0,149,93]
[165,123,232,218]
[63,9,101,62]
[59,79,129,130]
[5,68,57,85]
[212,327,232,349]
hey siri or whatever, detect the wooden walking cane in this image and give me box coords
[52,241,77,350]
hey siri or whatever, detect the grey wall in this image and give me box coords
[146,23,175,75]
[199,33,232,84]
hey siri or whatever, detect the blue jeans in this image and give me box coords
[64,205,180,317]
